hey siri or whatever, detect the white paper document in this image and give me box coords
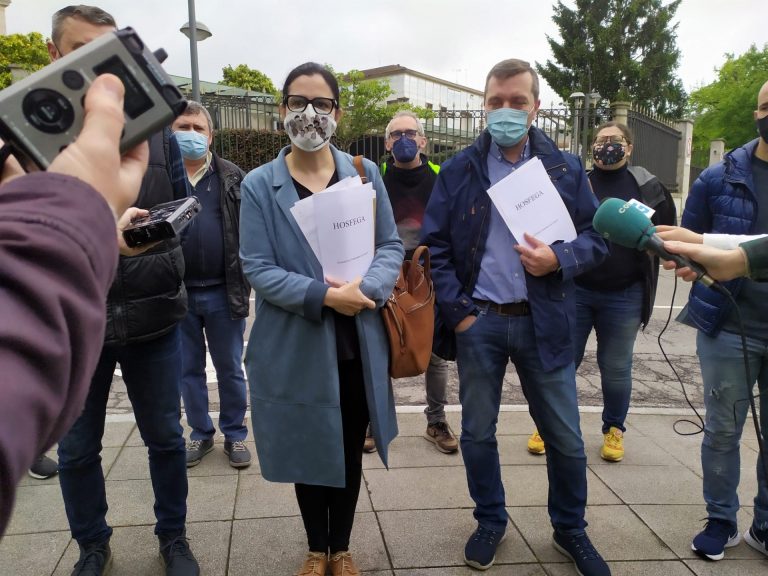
[289,178,376,281]
[487,157,577,246]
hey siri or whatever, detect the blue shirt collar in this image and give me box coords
[489,138,531,166]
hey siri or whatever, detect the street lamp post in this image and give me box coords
[570,89,601,164]
[569,91,585,157]
[180,0,212,102]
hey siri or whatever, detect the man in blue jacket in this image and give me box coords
[681,79,768,562]
[421,58,608,575]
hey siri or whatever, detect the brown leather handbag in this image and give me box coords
[382,245,435,378]
[353,156,435,378]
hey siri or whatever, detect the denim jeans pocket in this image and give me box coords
[455,310,486,336]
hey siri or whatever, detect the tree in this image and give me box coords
[0,32,49,89]
[331,67,433,153]
[537,0,687,117]
[688,44,768,154]
[221,64,277,95]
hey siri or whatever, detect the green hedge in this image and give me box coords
[213,129,289,172]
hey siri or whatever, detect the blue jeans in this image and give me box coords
[180,285,247,442]
[456,308,587,533]
[58,327,187,545]
[697,329,768,530]
[573,283,643,433]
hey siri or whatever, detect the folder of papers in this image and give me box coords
[290,176,376,281]
[486,157,577,246]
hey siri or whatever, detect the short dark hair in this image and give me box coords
[594,121,633,145]
[51,5,116,45]
[484,59,540,101]
[281,62,340,105]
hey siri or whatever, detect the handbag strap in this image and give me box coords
[353,155,368,184]
[410,245,432,281]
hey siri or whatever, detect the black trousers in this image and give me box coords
[295,357,370,554]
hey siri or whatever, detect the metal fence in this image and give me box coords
[627,106,681,193]
[201,96,682,193]
[348,106,585,165]
[201,93,279,131]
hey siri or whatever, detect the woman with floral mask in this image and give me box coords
[528,121,676,463]
[238,62,403,576]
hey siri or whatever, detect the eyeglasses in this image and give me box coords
[594,136,627,146]
[284,95,337,115]
[389,129,420,140]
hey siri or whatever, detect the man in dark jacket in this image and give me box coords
[421,59,609,576]
[0,74,145,537]
[679,79,768,562]
[171,101,251,469]
[48,6,199,576]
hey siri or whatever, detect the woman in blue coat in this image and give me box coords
[239,62,403,576]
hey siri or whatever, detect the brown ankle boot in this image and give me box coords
[328,551,360,576]
[295,551,328,575]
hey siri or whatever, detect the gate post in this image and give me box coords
[676,118,694,217]
[709,139,726,167]
[610,101,631,127]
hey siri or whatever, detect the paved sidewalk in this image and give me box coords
[3,409,767,575]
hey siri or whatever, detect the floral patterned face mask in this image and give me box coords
[592,142,626,166]
[283,109,337,152]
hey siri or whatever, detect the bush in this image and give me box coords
[213,129,289,172]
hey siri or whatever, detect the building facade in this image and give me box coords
[360,65,483,111]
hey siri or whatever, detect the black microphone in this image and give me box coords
[592,198,721,290]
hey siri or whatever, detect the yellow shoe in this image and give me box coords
[600,427,624,462]
[527,430,545,455]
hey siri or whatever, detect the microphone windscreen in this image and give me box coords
[592,197,655,251]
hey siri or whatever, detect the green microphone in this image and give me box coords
[593,197,718,289]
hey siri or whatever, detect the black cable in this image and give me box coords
[656,273,704,435]
[657,272,768,483]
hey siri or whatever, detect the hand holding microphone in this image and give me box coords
[592,198,721,290]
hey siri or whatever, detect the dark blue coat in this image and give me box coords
[682,138,760,335]
[421,128,607,369]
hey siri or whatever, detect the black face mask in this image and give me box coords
[758,115,768,144]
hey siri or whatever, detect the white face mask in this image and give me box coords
[283,109,337,152]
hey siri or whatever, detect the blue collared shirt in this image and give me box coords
[472,139,531,303]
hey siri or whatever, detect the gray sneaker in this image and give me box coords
[185,438,214,468]
[29,454,59,479]
[223,440,251,468]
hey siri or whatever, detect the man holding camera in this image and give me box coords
[47,6,199,576]
[171,102,251,469]
[0,74,146,538]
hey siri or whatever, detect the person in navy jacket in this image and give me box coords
[421,58,609,575]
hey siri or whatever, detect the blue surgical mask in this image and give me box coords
[392,136,419,163]
[174,130,209,160]
[486,107,531,148]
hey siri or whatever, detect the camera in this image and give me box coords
[122,196,201,248]
[0,27,187,169]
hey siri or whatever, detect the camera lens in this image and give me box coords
[23,88,75,134]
